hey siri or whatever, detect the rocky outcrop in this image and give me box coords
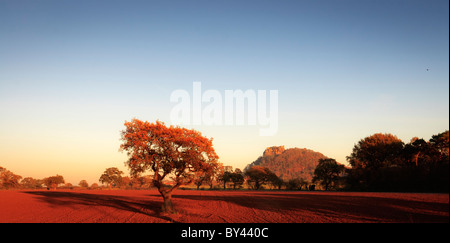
[246,146,328,181]
[263,146,285,157]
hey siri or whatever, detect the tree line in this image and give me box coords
[2,128,447,194]
[214,130,449,192]
[0,169,71,190]
[345,131,448,192]
[1,118,447,212]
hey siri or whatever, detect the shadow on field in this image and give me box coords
[23,191,175,222]
[168,192,449,223]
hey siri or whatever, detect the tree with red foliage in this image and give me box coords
[120,119,219,212]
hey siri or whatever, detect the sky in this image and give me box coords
[0,0,448,185]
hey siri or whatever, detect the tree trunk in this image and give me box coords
[255,181,261,190]
[162,193,174,213]
[154,177,182,213]
[157,185,179,213]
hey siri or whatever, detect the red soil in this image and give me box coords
[0,190,447,223]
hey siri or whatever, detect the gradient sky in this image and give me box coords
[1,0,448,185]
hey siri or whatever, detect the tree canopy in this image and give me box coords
[347,133,404,169]
[245,166,278,190]
[0,166,22,189]
[99,167,124,189]
[42,175,65,190]
[313,158,345,190]
[346,131,449,192]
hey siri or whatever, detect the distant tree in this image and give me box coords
[78,180,89,188]
[99,167,123,189]
[346,133,404,191]
[205,163,223,189]
[120,119,220,212]
[403,137,429,167]
[230,169,244,189]
[402,131,449,168]
[345,131,449,192]
[121,176,132,189]
[140,175,154,189]
[245,166,276,190]
[194,164,217,189]
[269,176,284,190]
[64,183,73,189]
[0,167,22,189]
[43,175,65,190]
[347,133,404,169]
[90,183,99,189]
[218,171,232,189]
[298,178,309,190]
[422,130,449,192]
[21,177,42,189]
[286,178,300,190]
[286,178,308,190]
[313,158,345,190]
[429,130,449,163]
[264,170,284,190]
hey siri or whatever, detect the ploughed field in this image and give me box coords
[0,190,448,223]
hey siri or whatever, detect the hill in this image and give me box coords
[244,146,328,181]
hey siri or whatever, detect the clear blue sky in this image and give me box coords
[0,0,448,184]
